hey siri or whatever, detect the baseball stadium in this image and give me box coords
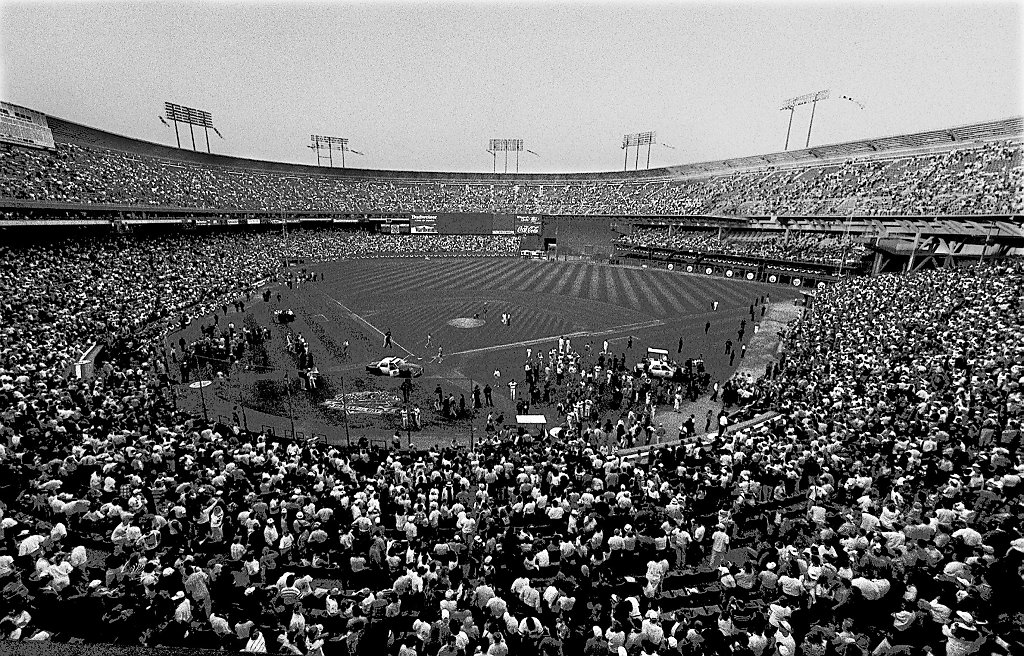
[0,3,1022,656]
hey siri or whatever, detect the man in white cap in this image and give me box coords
[710,523,730,568]
[775,621,796,656]
[171,590,192,623]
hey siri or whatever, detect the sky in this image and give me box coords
[1,0,1021,174]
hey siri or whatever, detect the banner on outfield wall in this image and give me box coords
[491,213,515,234]
[410,214,438,234]
[434,212,493,234]
[515,215,542,235]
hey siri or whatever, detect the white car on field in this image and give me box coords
[365,356,423,378]
[647,361,677,379]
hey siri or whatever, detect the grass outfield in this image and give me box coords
[204,257,800,444]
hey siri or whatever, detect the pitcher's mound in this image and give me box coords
[448,317,485,329]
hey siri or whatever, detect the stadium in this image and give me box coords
[1,3,1023,656]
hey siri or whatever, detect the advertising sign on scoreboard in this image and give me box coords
[515,215,542,235]
[411,214,438,234]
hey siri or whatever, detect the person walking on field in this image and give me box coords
[508,379,518,402]
[383,330,393,348]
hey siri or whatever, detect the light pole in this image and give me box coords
[488,138,524,173]
[237,385,249,431]
[163,102,218,153]
[622,132,656,170]
[467,377,475,451]
[779,90,830,150]
[783,107,795,151]
[190,354,210,423]
[283,371,297,438]
[309,134,360,168]
[340,376,352,448]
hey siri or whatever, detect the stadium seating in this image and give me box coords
[1,138,1021,216]
[1,118,1023,656]
[618,227,870,266]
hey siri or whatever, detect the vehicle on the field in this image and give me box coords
[647,361,677,378]
[634,347,676,378]
[365,356,423,378]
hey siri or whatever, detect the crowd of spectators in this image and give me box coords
[1,138,1020,216]
[0,221,1022,656]
[306,234,520,257]
[619,228,869,267]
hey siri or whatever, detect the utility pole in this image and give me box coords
[340,376,352,448]
[283,371,296,438]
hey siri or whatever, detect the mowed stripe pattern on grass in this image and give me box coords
[324,258,770,321]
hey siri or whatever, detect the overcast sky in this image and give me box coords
[1,0,1020,173]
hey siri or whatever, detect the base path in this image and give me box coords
[325,293,416,358]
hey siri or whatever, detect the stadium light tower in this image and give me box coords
[622,131,656,170]
[309,135,348,168]
[488,138,524,173]
[779,89,830,150]
[163,102,219,153]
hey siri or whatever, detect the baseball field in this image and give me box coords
[190,256,799,446]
